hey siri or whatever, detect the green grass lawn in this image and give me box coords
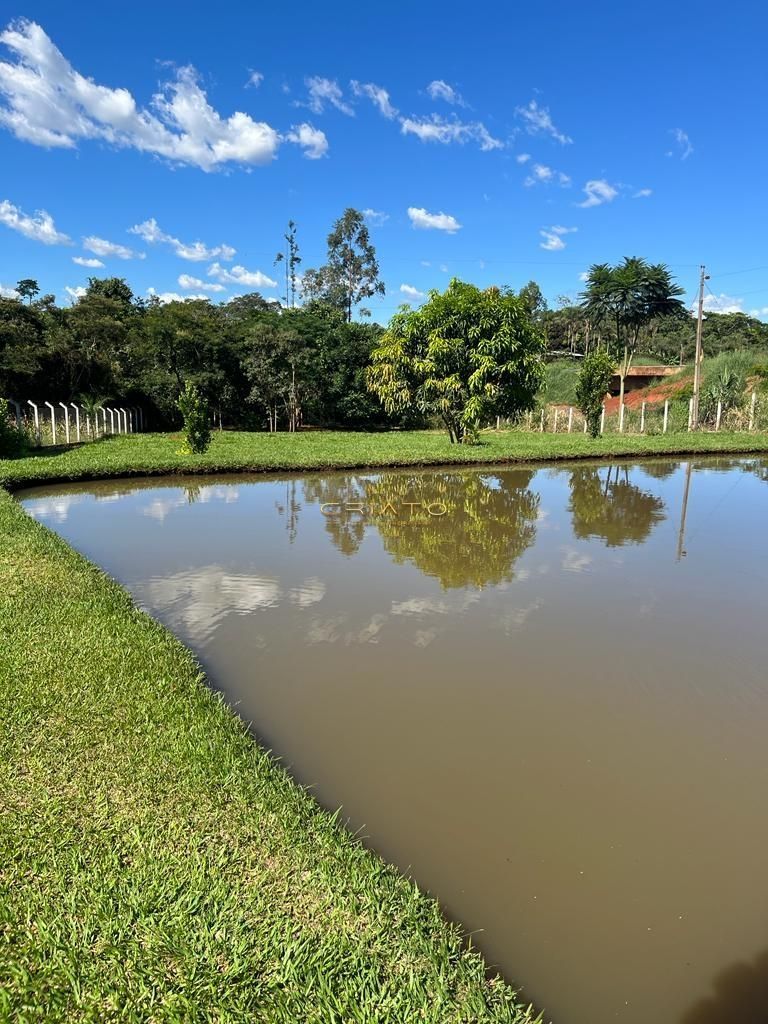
[3,427,768,490]
[3,427,768,1022]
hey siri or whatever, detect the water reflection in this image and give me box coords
[681,949,768,1024]
[569,465,665,546]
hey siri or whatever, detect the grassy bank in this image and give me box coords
[0,486,538,1022]
[4,427,768,490]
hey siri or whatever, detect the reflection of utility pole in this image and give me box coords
[691,266,710,429]
[676,461,692,560]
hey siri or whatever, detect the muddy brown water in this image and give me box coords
[19,457,768,1024]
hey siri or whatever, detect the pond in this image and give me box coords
[19,457,768,1024]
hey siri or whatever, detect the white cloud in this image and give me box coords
[407,207,462,233]
[400,283,425,300]
[351,80,397,119]
[147,286,210,304]
[72,255,104,267]
[82,235,144,260]
[524,162,570,187]
[516,152,531,163]
[129,218,235,261]
[0,282,19,297]
[668,128,693,160]
[426,80,465,106]
[400,115,502,151]
[208,262,277,288]
[64,285,86,300]
[578,179,618,208]
[516,99,572,144]
[363,208,389,226]
[578,270,590,282]
[284,122,328,159]
[540,225,577,251]
[633,188,652,198]
[303,76,353,115]
[702,293,743,315]
[178,273,225,293]
[245,70,263,88]
[540,235,564,251]
[749,307,768,319]
[0,19,283,171]
[0,198,71,244]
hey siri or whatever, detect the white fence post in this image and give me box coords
[539,408,545,432]
[567,407,574,433]
[119,408,126,434]
[640,402,646,434]
[44,401,56,445]
[619,402,625,433]
[583,417,588,433]
[688,398,693,431]
[600,404,606,435]
[58,402,70,444]
[749,391,757,431]
[663,400,669,434]
[107,407,115,434]
[10,400,22,429]
[70,403,81,442]
[27,400,40,443]
[716,401,722,432]
[553,408,559,433]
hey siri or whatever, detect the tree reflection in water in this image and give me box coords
[680,948,768,1024]
[305,470,540,589]
[568,465,666,547]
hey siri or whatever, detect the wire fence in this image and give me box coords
[506,392,768,435]
[7,400,145,447]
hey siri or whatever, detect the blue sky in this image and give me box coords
[1,0,766,322]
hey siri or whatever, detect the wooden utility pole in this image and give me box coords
[691,265,709,429]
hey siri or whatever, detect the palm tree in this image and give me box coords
[580,258,685,411]
[78,394,108,438]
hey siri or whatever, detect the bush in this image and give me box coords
[701,366,744,423]
[576,351,615,437]
[176,382,211,454]
[0,400,29,458]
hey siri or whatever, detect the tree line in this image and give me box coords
[2,207,766,439]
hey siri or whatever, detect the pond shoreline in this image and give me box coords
[2,427,768,492]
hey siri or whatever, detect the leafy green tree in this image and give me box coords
[302,208,384,321]
[580,258,686,408]
[367,280,545,443]
[177,381,211,454]
[16,279,39,305]
[242,315,315,431]
[518,280,548,324]
[274,220,302,309]
[576,350,615,437]
[0,297,46,396]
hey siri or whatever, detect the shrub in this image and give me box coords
[176,382,211,455]
[576,351,615,437]
[701,366,744,423]
[0,400,29,458]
